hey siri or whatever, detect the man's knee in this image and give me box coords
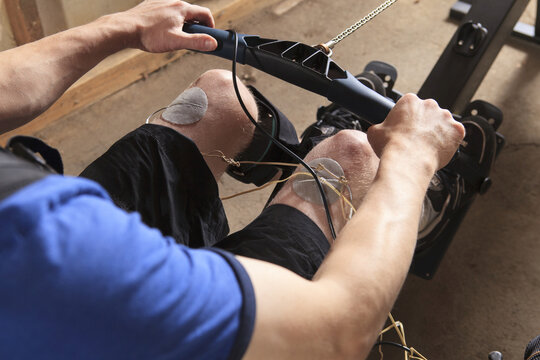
[307,130,377,167]
[332,130,373,154]
[194,69,235,92]
[193,69,257,132]
[305,130,379,207]
[270,130,380,241]
[150,69,257,179]
[194,69,253,112]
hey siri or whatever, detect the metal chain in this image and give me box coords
[322,0,399,52]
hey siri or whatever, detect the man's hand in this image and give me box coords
[118,0,218,53]
[0,1,218,134]
[239,95,467,360]
[368,93,465,172]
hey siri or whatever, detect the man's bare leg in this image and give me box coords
[270,130,380,243]
[80,69,258,245]
[151,69,258,180]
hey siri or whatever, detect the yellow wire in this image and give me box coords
[203,150,301,169]
[205,150,355,211]
[237,160,301,168]
[318,177,356,215]
[220,171,312,200]
[378,313,428,360]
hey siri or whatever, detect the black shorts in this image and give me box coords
[80,124,329,279]
[0,125,329,279]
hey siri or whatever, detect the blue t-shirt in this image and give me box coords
[0,176,255,359]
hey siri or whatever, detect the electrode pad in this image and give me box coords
[162,87,208,125]
[293,158,345,205]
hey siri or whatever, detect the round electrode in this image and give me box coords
[161,87,208,125]
[293,157,345,205]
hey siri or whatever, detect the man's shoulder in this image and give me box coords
[0,174,254,360]
[0,175,109,211]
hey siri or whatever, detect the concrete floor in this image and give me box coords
[32,0,539,358]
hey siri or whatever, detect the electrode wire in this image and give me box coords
[205,150,355,219]
[377,313,428,360]
[203,151,355,215]
[203,150,302,169]
[145,107,167,124]
[373,341,412,354]
[229,30,337,240]
[220,171,308,201]
[218,167,356,221]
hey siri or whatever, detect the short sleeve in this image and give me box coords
[0,176,255,360]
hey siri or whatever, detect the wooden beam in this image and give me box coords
[213,0,282,26]
[273,0,306,16]
[0,0,286,144]
[34,0,68,36]
[4,0,44,45]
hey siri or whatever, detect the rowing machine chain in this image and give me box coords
[317,0,399,55]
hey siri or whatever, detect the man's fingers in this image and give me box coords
[177,32,218,51]
[453,120,466,141]
[180,3,217,51]
[183,4,216,28]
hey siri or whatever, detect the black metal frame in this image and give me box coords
[450,0,539,44]
[418,0,533,114]
[410,0,535,278]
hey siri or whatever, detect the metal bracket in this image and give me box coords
[454,21,489,56]
[450,0,539,44]
[418,0,531,114]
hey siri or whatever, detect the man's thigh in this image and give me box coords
[80,124,229,249]
[80,69,257,248]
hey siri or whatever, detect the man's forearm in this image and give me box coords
[0,15,134,134]
[241,95,464,360]
[311,146,434,356]
[0,1,218,135]
[241,148,436,360]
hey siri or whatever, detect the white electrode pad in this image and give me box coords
[293,158,345,205]
[161,87,208,125]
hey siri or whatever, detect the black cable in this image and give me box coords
[373,341,412,353]
[229,31,337,240]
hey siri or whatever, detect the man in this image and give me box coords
[0,1,465,359]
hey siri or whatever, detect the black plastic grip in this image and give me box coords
[182,23,395,124]
[183,23,249,63]
[329,73,394,124]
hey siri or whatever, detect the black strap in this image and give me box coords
[7,135,63,174]
[0,147,49,202]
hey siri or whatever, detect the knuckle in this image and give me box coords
[333,129,365,143]
[444,110,456,123]
[425,98,439,108]
[455,122,466,138]
[366,124,380,141]
[175,1,186,10]
[198,69,233,87]
[333,130,371,155]
[400,93,418,104]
